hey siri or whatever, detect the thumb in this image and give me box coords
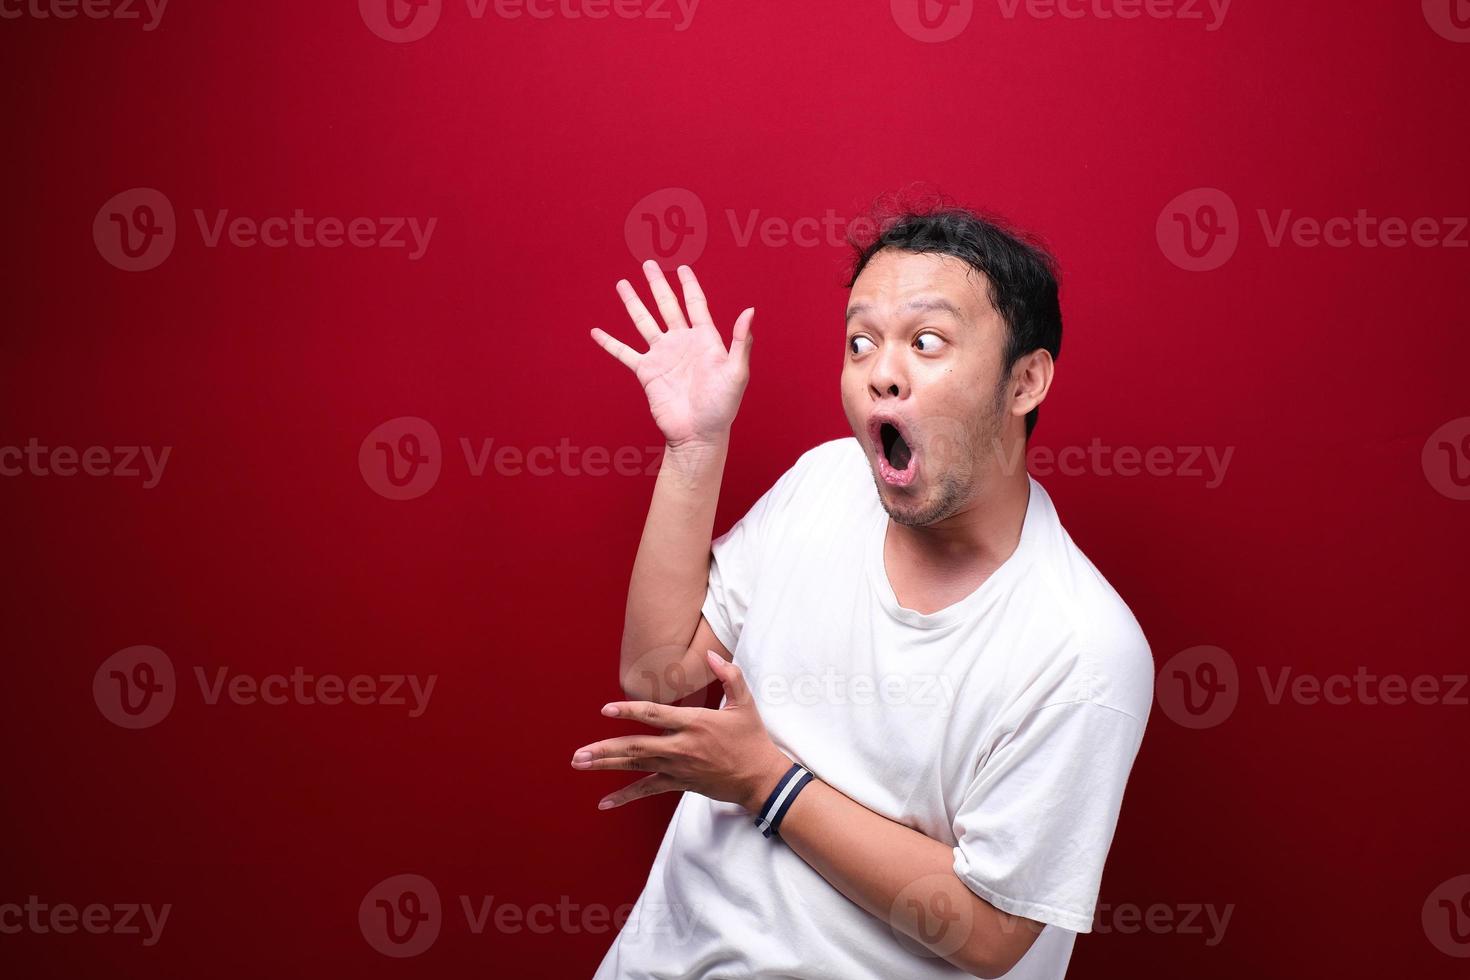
[706,649,752,706]
[729,307,754,371]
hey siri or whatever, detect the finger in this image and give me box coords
[600,700,698,730]
[704,649,752,707]
[676,265,715,330]
[570,755,667,773]
[642,259,689,330]
[598,773,681,810]
[616,278,664,347]
[571,734,663,765]
[729,307,755,371]
[589,327,641,372]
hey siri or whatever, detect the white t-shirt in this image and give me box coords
[594,437,1153,980]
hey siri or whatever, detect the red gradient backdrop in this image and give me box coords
[3,1,1467,976]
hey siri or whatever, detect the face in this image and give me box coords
[841,249,1012,527]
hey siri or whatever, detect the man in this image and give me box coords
[576,206,1153,978]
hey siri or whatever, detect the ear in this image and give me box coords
[1007,349,1054,421]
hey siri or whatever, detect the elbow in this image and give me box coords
[953,953,1008,980]
[948,906,1040,979]
[616,668,648,702]
[954,950,1021,980]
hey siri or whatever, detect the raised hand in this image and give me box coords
[590,261,754,450]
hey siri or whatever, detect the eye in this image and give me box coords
[849,336,875,355]
[915,332,946,352]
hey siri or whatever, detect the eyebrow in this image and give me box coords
[844,297,966,326]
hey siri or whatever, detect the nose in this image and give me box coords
[868,345,907,400]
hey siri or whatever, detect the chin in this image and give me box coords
[872,473,961,527]
[870,476,940,528]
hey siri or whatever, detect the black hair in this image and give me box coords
[845,193,1063,439]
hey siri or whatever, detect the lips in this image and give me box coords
[868,413,917,488]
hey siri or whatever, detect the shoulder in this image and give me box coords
[792,436,867,476]
[728,437,871,543]
[1020,482,1155,725]
[765,436,869,501]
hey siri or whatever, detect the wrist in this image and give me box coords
[661,436,730,488]
[741,748,793,814]
[667,427,730,453]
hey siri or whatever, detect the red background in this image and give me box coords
[3,0,1467,976]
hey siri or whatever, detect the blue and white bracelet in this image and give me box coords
[754,763,814,839]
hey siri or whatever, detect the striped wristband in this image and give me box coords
[753,763,814,839]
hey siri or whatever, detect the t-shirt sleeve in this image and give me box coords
[950,698,1147,934]
[699,447,822,654]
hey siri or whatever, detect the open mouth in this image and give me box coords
[869,416,917,487]
[880,422,912,471]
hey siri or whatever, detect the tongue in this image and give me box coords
[887,430,912,471]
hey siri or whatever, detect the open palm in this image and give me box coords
[590,261,755,449]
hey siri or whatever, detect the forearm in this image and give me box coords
[775,777,1042,978]
[618,435,730,692]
